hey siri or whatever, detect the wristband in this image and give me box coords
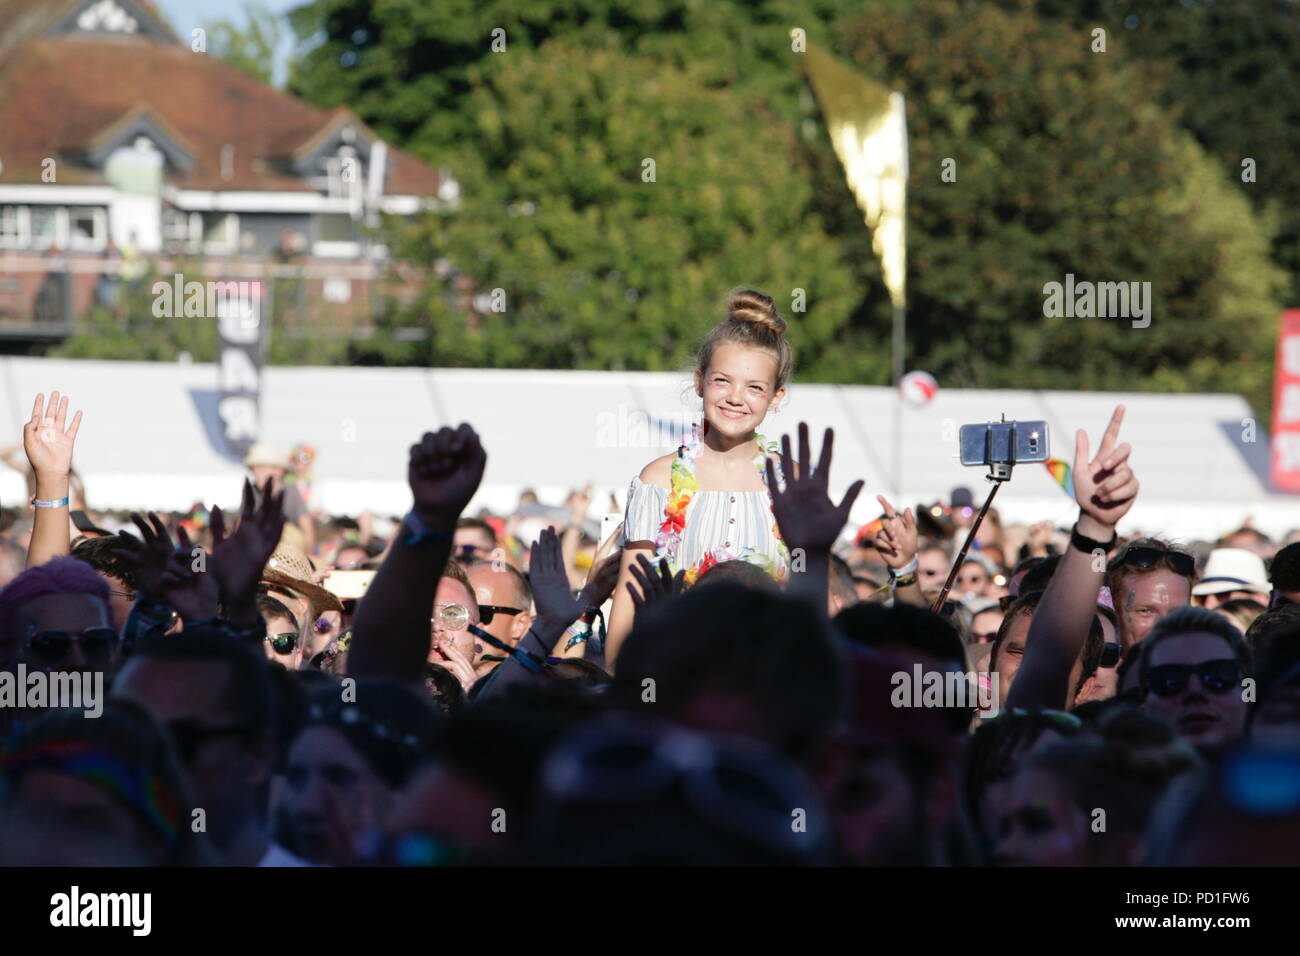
[891,572,918,589]
[1070,523,1117,554]
[31,496,70,509]
[889,559,919,580]
[565,632,590,651]
[401,511,454,548]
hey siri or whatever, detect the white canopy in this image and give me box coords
[0,356,1288,541]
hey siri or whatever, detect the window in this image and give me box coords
[30,207,57,249]
[163,208,197,251]
[68,207,107,252]
[0,206,24,248]
[316,145,360,199]
[201,212,239,254]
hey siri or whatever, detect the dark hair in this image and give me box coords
[696,288,794,392]
[834,602,970,732]
[1245,604,1300,693]
[71,535,142,591]
[1268,542,1300,592]
[423,662,467,715]
[1016,709,1200,864]
[128,628,275,732]
[257,594,300,634]
[828,554,858,608]
[989,590,1045,672]
[0,698,208,865]
[1105,537,1196,597]
[301,679,441,788]
[1018,556,1060,596]
[693,557,780,592]
[1137,606,1253,694]
[613,583,842,762]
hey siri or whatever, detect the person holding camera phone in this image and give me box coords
[605,289,802,669]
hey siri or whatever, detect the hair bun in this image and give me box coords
[726,288,787,336]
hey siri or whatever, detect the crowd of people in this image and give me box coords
[0,289,1297,867]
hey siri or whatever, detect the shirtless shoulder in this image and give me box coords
[638,452,676,489]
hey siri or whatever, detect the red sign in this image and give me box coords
[1271,309,1300,492]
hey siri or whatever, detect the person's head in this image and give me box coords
[826,649,958,865]
[283,679,440,865]
[257,594,303,670]
[0,556,114,676]
[917,544,952,593]
[955,557,993,599]
[613,582,842,765]
[465,559,533,672]
[70,535,140,630]
[430,560,481,665]
[1138,606,1252,758]
[1221,526,1274,560]
[1267,541,1300,607]
[1146,747,1300,865]
[1106,538,1195,648]
[827,553,858,617]
[454,518,497,563]
[0,698,204,865]
[1214,597,1267,635]
[112,629,276,857]
[834,602,971,733]
[333,545,369,571]
[1192,548,1272,610]
[990,709,1200,866]
[968,601,1004,645]
[989,591,1044,709]
[693,288,792,442]
[243,442,289,491]
[693,555,781,593]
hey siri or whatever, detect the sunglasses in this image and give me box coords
[1113,545,1196,579]
[26,627,119,668]
[432,603,470,631]
[1146,659,1241,698]
[265,632,299,656]
[166,718,260,764]
[984,708,1083,732]
[1099,642,1122,669]
[478,604,523,626]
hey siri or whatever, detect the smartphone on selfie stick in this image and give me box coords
[931,417,1050,612]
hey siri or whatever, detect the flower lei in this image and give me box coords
[654,420,790,587]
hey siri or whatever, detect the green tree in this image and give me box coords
[203,2,284,86]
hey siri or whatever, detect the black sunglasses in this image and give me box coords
[265,632,299,656]
[166,718,260,764]
[1146,659,1241,698]
[1099,642,1122,669]
[26,627,119,667]
[1113,545,1196,579]
[478,604,523,626]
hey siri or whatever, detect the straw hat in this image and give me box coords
[244,441,289,470]
[262,544,344,615]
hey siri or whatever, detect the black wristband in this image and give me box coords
[1070,523,1117,554]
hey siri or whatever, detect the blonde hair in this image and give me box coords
[696,288,794,392]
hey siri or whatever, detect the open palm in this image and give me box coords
[23,391,81,477]
[765,422,864,554]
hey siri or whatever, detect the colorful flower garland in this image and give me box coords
[654,420,790,587]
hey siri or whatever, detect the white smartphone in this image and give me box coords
[601,512,623,548]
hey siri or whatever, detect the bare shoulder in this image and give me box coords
[637,453,676,489]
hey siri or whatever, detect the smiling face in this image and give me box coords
[694,343,785,441]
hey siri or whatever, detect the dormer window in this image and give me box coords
[318,144,360,200]
[77,0,139,34]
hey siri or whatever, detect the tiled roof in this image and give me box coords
[0,10,443,197]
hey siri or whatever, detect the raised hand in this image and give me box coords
[873,493,917,570]
[765,422,865,554]
[528,526,585,631]
[159,525,220,622]
[209,478,284,605]
[109,512,176,603]
[583,545,624,608]
[409,425,486,524]
[1073,405,1139,535]
[432,639,478,692]
[23,391,82,480]
[626,553,686,611]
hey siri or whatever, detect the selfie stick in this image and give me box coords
[930,417,1018,613]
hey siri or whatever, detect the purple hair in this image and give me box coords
[0,556,112,642]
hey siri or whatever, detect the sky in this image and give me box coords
[153,0,306,87]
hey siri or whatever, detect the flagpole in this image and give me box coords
[892,301,904,498]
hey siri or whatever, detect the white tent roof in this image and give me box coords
[0,356,1288,541]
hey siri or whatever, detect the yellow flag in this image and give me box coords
[802,40,908,307]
